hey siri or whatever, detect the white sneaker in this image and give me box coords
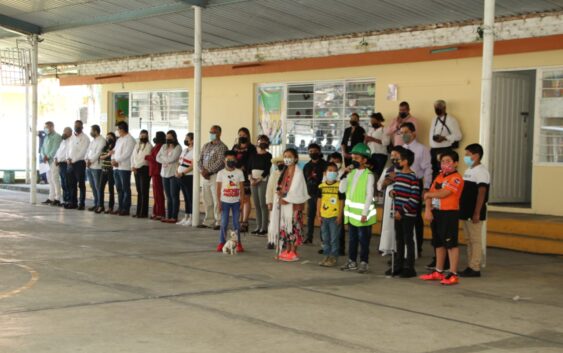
[183,215,192,226]
[176,216,188,225]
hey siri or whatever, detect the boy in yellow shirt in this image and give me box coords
[316,163,345,267]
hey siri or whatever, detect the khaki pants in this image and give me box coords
[47,161,61,201]
[462,220,483,271]
[202,173,219,227]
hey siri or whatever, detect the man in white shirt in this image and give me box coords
[85,125,106,211]
[429,99,462,178]
[365,112,390,178]
[401,122,432,257]
[65,120,90,210]
[54,127,72,207]
[111,121,136,216]
[131,129,153,218]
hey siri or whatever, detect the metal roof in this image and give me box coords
[0,0,562,65]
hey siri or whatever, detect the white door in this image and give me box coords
[490,71,535,204]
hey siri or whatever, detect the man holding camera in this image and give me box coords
[429,100,462,179]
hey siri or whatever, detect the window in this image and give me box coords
[286,79,375,155]
[129,90,189,138]
[538,69,563,163]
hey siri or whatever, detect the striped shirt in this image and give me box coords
[393,171,420,217]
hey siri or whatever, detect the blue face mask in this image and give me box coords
[326,171,338,182]
[464,156,474,167]
[209,133,216,142]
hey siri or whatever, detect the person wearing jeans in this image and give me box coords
[317,163,344,267]
[157,130,182,223]
[216,150,245,252]
[85,124,105,211]
[131,130,153,218]
[53,127,72,207]
[174,133,194,225]
[249,135,272,234]
[111,121,136,216]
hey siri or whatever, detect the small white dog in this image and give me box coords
[222,230,239,255]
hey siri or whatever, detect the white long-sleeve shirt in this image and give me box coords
[429,114,462,149]
[131,141,153,169]
[366,126,391,155]
[112,134,136,171]
[156,144,182,178]
[66,132,90,163]
[85,136,106,170]
[403,139,433,189]
[339,168,375,217]
[54,138,69,163]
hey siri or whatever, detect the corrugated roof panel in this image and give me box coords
[0,0,560,64]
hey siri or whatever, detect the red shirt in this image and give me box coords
[429,171,464,211]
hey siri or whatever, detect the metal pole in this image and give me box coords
[30,34,38,204]
[478,0,495,267]
[25,83,30,184]
[191,5,202,227]
[479,0,495,164]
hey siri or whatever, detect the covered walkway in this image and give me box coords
[1,189,562,353]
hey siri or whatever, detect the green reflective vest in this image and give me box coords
[344,169,377,227]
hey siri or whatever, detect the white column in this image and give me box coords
[478,0,495,268]
[191,5,202,227]
[478,0,495,164]
[25,83,30,184]
[30,34,39,204]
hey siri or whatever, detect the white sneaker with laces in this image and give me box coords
[183,215,192,226]
[176,216,188,225]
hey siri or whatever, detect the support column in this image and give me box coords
[25,83,30,184]
[478,0,495,268]
[479,0,495,164]
[191,5,202,227]
[29,34,39,204]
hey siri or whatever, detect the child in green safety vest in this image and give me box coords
[339,143,377,274]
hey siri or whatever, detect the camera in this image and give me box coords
[432,135,442,142]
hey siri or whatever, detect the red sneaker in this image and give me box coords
[419,271,446,281]
[440,273,460,285]
[277,250,289,260]
[236,243,244,253]
[284,251,300,262]
[216,243,225,252]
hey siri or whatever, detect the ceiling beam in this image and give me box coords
[43,1,208,33]
[0,14,42,35]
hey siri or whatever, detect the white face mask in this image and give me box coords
[283,157,294,166]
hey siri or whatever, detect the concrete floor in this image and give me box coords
[0,189,562,353]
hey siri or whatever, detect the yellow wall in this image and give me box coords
[99,49,563,216]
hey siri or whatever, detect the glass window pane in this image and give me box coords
[539,70,563,163]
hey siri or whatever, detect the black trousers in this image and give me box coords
[67,160,86,207]
[99,169,115,209]
[134,166,151,217]
[395,217,416,270]
[306,193,318,241]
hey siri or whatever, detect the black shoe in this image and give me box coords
[318,249,324,254]
[41,199,52,205]
[94,207,104,214]
[339,250,346,256]
[426,258,436,270]
[65,204,77,209]
[459,267,481,278]
[384,268,402,277]
[303,238,313,245]
[258,230,268,236]
[213,225,220,231]
[196,224,209,229]
[51,200,61,206]
[77,205,85,211]
[87,206,96,211]
[399,268,417,278]
[59,202,66,208]
[251,229,261,234]
[266,243,275,250]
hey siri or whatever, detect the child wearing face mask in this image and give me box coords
[316,163,345,267]
[216,150,246,253]
[421,150,464,285]
[303,143,327,245]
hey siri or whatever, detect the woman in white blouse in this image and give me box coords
[156,130,182,223]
